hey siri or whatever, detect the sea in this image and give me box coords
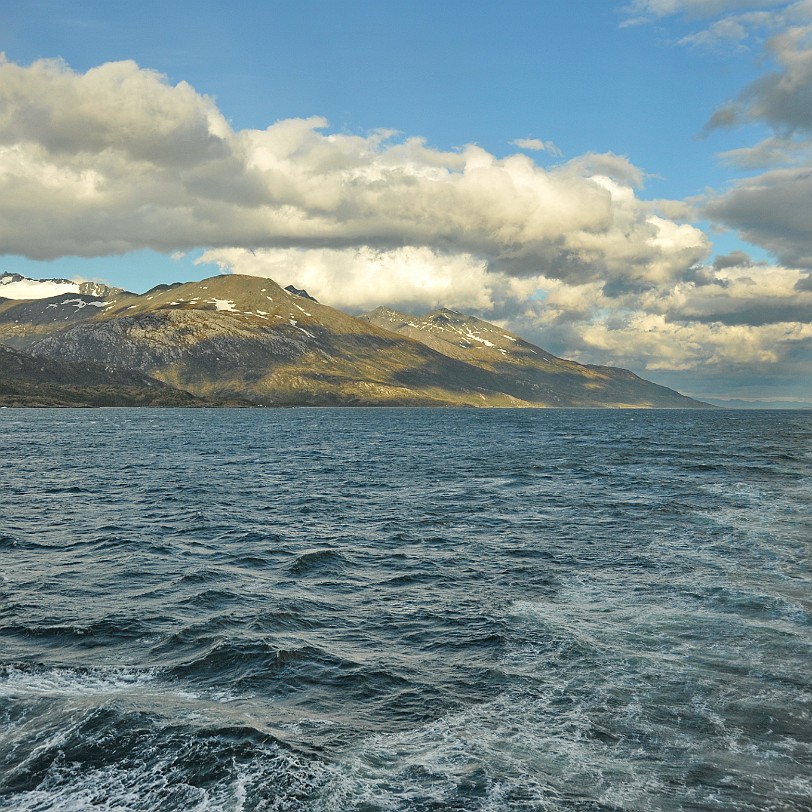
[0,407,810,811]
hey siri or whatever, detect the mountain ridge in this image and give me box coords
[0,273,712,408]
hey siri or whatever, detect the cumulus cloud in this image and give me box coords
[578,315,812,369]
[744,25,812,133]
[496,263,812,404]
[0,55,708,290]
[1,52,808,400]
[615,0,812,398]
[679,15,750,46]
[713,249,755,268]
[198,246,497,312]
[717,135,812,167]
[704,165,812,267]
[675,5,812,273]
[656,262,812,324]
[705,23,812,134]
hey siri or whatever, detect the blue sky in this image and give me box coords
[0,0,810,403]
[0,1,766,197]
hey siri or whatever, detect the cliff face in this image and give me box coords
[1,273,712,408]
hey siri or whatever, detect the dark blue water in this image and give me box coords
[0,408,810,811]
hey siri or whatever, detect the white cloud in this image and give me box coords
[621,0,789,25]
[613,0,812,398]
[695,10,812,272]
[511,138,563,156]
[0,56,708,290]
[1,52,808,399]
[579,315,812,369]
[197,246,496,312]
[628,4,812,272]
[678,16,751,45]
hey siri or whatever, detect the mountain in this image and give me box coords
[360,306,707,408]
[0,273,711,408]
[701,398,812,410]
[0,274,134,351]
[0,344,227,407]
[0,293,128,349]
[284,285,318,302]
[13,275,522,406]
[0,272,123,300]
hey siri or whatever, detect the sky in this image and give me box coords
[0,0,810,405]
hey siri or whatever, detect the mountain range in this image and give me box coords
[0,272,711,408]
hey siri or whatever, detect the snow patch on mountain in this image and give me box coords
[0,273,121,300]
[46,299,105,310]
[0,273,79,300]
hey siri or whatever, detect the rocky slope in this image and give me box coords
[0,273,711,408]
[360,306,706,408]
[16,275,521,406]
[0,344,225,407]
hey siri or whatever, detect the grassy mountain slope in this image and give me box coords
[0,283,137,350]
[1,273,711,407]
[22,276,533,406]
[360,306,710,408]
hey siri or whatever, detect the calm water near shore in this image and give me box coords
[1,408,810,811]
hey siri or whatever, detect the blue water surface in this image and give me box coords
[0,408,810,811]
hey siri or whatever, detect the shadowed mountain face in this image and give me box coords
[0,344,223,407]
[0,274,711,407]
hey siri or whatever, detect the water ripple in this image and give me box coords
[1,408,810,810]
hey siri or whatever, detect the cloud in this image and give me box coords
[0,56,708,291]
[712,249,754,268]
[717,135,812,167]
[612,0,812,398]
[0,56,231,164]
[703,21,812,137]
[197,246,497,312]
[704,165,812,267]
[621,0,789,25]
[578,315,812,370]
[511,138,563,157]
[679,7,812,272]
[740,25,812,133]
[659,263,812,324]
[1,53,807,400]
[678,15,750,45]
[481,252,812,402]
